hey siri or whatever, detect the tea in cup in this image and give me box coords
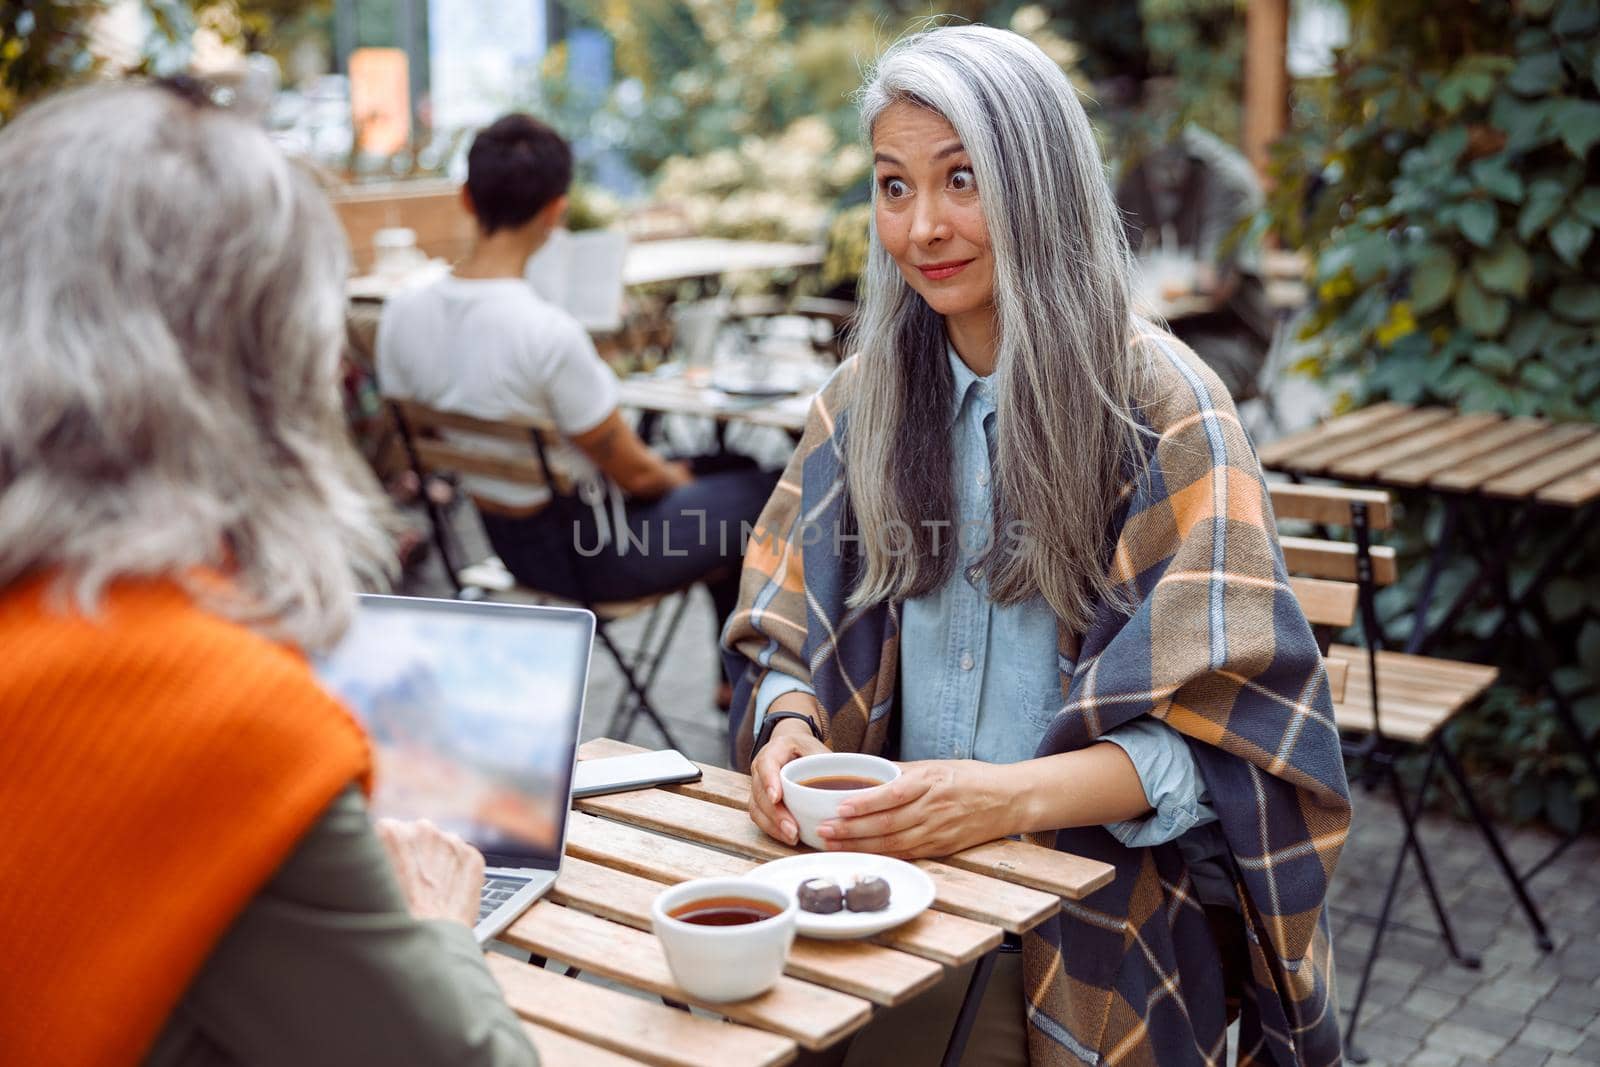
[651,877,797,1002]
[779,753,899,851]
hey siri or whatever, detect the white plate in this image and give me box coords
[744,852,935,940]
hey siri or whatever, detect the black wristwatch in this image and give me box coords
[754,710,825,755]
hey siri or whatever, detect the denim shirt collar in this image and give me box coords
[947,341,995,427]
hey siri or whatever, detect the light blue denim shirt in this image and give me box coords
[754,344,1219,850]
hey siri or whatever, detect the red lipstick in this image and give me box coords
[916,259,973,281]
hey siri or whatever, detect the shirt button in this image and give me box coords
[960,651,975,671]
[976,469,989,487]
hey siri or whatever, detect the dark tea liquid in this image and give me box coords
[668,896,782,926]
[797,775,882,790]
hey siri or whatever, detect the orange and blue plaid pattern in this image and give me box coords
[723,329,1351,1065]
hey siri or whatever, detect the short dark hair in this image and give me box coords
[464,114,573,235]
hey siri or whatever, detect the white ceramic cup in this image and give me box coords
[779,753,900,851]
[651,877,797,1003]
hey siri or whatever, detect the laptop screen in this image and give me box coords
[315,594,595,869]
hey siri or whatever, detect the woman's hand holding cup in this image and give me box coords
[749,703,830,847]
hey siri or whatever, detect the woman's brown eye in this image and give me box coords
[881,178,910,198]
[950,168,976,192]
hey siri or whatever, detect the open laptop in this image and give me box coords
[315,593,595,944]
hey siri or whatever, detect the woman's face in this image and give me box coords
[871,101,994,321]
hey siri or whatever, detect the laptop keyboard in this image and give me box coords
[478,873,536,923]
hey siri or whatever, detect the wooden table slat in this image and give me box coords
[566,811,1002,965]
[1324,411,1504,481]
[576,786,1059,934]
[1429,422,1597,493]
[521,1022,654,1067]
[567,808,758,879]
[488,953,798,1067]
[1378,417,1551,487]
[1480,429,1600,501]
[552,855,945,1006]
[502,900,873,1051]
[580,740,1115,901]
[1276,407,1458,476]
[936,838,1114,900]
[1536,461,1600,507]
[1255,402,1412,469]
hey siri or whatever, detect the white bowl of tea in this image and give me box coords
[779,753,900,851]
[651,877,797,1002]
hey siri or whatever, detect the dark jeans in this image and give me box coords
[478,460,779,641]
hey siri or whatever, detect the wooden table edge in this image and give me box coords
[579,740,1115,905]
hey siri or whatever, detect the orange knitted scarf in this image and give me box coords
[0,575,371,1066]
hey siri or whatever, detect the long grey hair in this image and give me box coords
[0,83,396,652]
[845,26,1149,632]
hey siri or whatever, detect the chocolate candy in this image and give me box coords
[797,877,844,914]
[844,874,891,912]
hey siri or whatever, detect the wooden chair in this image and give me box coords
[386,398,694,747]
[1271,483,1550,1061]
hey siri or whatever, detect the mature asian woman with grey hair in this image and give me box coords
[724,26,1350,1067]
[0,82,538,1066]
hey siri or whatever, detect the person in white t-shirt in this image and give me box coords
[377,115,777,705]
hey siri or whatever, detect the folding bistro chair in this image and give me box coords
[386,398,692,748]
[1270,483,1550,1061]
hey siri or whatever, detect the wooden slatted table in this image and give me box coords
[491,738,1116,1067]
[1258,404,1600,508]
[1258,404,1600,655]
[1258,402,1600,874]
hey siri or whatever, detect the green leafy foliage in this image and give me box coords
[1,1,108,121]
[1269,0,1600,832]
[1137,0,1246,145]
[1,1,328,124]
[1268,0,1600,419]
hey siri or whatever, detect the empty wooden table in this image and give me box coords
[1258,403,1600,654]
[490,738,1116,1067]
[1258,402,1600,880]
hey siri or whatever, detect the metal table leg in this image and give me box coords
[1404,499,1533,658]
[939,946,1000,1067]
[1482,502,1596,648]
[1404,498,1460,655]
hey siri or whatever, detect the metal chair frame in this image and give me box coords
[1299,497,1554,1061]
[387,398,691,748]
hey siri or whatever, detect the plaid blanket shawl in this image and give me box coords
[723,328,1350,1066]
